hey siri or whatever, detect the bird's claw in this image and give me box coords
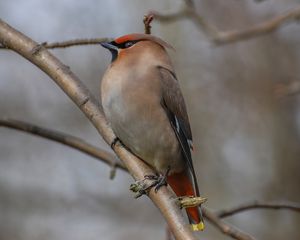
[146,166,170,192]
[144,173,168,192]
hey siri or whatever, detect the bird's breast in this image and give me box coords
[101,65,184,174]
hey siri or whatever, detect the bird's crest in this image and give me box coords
[114,33,174,50]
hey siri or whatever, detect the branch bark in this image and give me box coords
[217,201,300,218]
[203,208,255,240]
[0,37,113,49]
[0,118,126,173]
[0,19,197,240]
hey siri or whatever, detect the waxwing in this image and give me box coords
[100,33,204,231]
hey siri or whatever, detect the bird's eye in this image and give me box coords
[124,41,134,48]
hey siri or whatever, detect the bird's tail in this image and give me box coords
[167,170,204,231]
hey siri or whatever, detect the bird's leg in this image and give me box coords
[144,166,171,192]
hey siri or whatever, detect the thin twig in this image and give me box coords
[149,6,223,42]
[0,37,113,49]
[214,7,300,44]
[183,0,195,8]
[274,80,300,98]
[0,19,197,240]
[151,3,300,44]
[143,14,154,34]
[0,118,126,171]
[217,201,300,218]
[203,208,256,240]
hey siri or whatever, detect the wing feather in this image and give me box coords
[158,66,200,197]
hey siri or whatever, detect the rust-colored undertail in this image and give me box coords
[167,170,204,231]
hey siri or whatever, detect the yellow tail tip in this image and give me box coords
[191,221,205,231]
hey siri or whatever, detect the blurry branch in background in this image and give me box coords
[1,3,299,50]
[274,80,300,98]
[254,0,268,2]
[183,0,195,8]
[202,208,255,240]
[0,118,126,177]
[151,2,300,44]
[0,18,199,240]
[149,3,220,42]
[217,201,300,218]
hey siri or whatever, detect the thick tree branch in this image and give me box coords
[217,201,300,218]
[0,118,126,173]
[0,19,197,240]
[151,4,300,44]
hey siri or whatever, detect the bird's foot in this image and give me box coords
[129,176,165,198]
[144,166,171,192]
[144,173,167,192]
[130,166,171,198]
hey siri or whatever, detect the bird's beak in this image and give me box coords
[100,42,118,51]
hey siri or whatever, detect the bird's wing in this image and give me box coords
[158,66,200,197]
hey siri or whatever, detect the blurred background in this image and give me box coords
[0,0,300,239]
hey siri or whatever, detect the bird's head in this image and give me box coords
[100,33,173,62]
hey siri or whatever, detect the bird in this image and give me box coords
[100,33,204,231]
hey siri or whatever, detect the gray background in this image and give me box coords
[0,0,299,239]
